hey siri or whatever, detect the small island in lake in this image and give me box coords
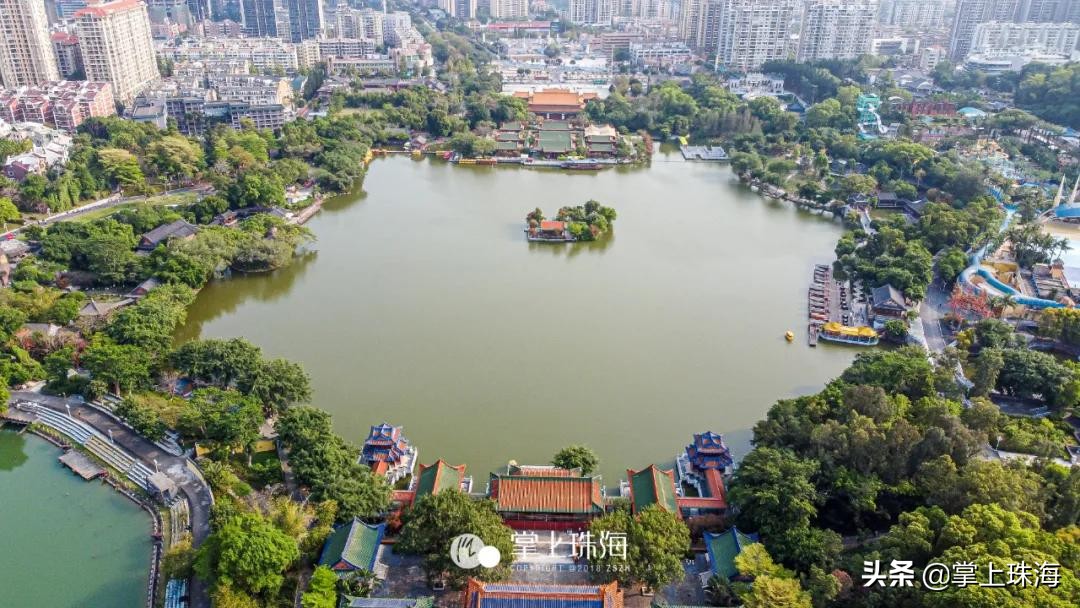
[525,201,617,242]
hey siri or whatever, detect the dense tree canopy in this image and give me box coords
[396,489,514,587]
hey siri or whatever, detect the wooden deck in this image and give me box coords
[1,409,37,425]
[59,450,105,480]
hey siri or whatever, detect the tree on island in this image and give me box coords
[554,200,617,241]
[396,490,514,587]
[551,444,599,475]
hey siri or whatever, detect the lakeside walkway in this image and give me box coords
[10,389,213,608]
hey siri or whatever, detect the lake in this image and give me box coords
[177,152,856,481]
[0,429,150,607]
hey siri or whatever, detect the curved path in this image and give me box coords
[11,390,212,608]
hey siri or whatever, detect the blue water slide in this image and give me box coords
[958,208,1068,309]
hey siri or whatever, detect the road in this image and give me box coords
[12,390,213,608]
[3,185,211,238]
[920,280,950,353]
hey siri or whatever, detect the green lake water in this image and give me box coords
[177,152,857,481]
[0,429,149,607]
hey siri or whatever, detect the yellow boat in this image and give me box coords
[819,322,879,346]
[785,331,795,342]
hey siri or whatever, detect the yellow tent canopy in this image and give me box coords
[822,322,877,338]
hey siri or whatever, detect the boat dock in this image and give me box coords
[807,264,878,346]
[808,264,830,346]
[681,145,728,161]
[59,450,106,480]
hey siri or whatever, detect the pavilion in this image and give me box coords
[360,423,417,485]
[674,432,732,516]
[704,527,759,581]
[319,519,386,575]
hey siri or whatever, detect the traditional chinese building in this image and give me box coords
[463,579,623,608]
[871,284,908,320]
[704,527,758,581]
[511,89,598,120]
[413,459,472,499]
[319,519,387,576]
[625,465,679,517]
[674,432,731,516]
[488,464,605,530]
[360,423,417,485]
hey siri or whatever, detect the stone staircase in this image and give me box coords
[17,402,155,488]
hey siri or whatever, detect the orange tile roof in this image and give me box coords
[512,89,597,113]
[464,579,623,608]
[538,221,566,232]
[675,496,727,510]
[490,474,604,515]
[372,460,390,476]
[512,465,578,477]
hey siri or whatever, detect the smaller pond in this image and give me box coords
[0,429,150,608]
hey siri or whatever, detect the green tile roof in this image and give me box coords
[319,519,385,572]
[705,528,758,579]
[629,465,678,514]
[540,120,571,131]
[415,460,465,498]
[539,131,572,153]
[496,140,521,151]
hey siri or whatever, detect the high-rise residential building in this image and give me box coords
[285,0,322,42]
[969,20,1080,56]
[0,0,61,87]
[1016,0,1071,22]
[628,0,662,19]
[146,0,195,28]
[568,0,615,26]
[241,0,284,37]
[74,0,160,105]
[878,0,944,30]
[949,0,1020,60]
[51,33,84,78]
[489,0,528,19]
[335,5,384,40]
[714,0,798,71]
[798,1,877,62]
[679,0,714,49]
[695,0,725,55]
[241,0,318,40]
[57,0,90,19]
[439,0,477,19]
